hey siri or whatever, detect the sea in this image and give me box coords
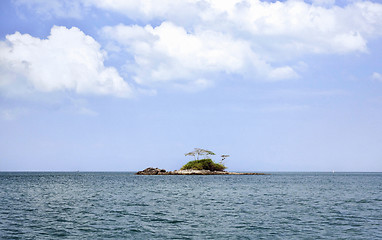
[0,172,381,239]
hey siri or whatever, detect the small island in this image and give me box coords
[136,148,267,175]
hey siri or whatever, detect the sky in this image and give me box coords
[1,0,382,172]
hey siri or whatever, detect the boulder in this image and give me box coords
[136,167,167,175]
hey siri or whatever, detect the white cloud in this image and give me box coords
[10,0,382,91]
[14,1,382,56]
[95,0,382,89]
[372,72,382,81]
[101,22,297,89]
[269,66,299,80]
[0,26,133,98]
[92,0,382,56]
[211,0,380,56]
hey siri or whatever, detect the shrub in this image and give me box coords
[180,159,226,171]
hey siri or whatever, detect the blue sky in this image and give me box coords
[1,0,382,171]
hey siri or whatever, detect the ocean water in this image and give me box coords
[0,172,381,239]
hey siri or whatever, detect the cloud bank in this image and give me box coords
[6,0,382,94]
[101,22,297,89]
[0,26,133,98]
[97,0,382,89]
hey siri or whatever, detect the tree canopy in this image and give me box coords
[181,159,226,171]
[185,148,215,160]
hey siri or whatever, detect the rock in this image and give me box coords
[136,167,167,175]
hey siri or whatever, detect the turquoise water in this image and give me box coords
[0,172,381,239]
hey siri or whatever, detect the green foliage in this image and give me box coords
[180,158,226,171]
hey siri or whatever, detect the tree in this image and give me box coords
[185,148,216,160]
[185,151,196,160]
[204,150,216,159]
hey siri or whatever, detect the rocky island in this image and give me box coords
[136,148,268,175]
[136,167,267,175]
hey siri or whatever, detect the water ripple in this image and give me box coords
[0,172,381,239]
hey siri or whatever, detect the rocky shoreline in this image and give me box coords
[136,167,268,175]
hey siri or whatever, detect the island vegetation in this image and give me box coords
[136,147,267,175]
[181,158,226,171]
[181,148,228,171]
